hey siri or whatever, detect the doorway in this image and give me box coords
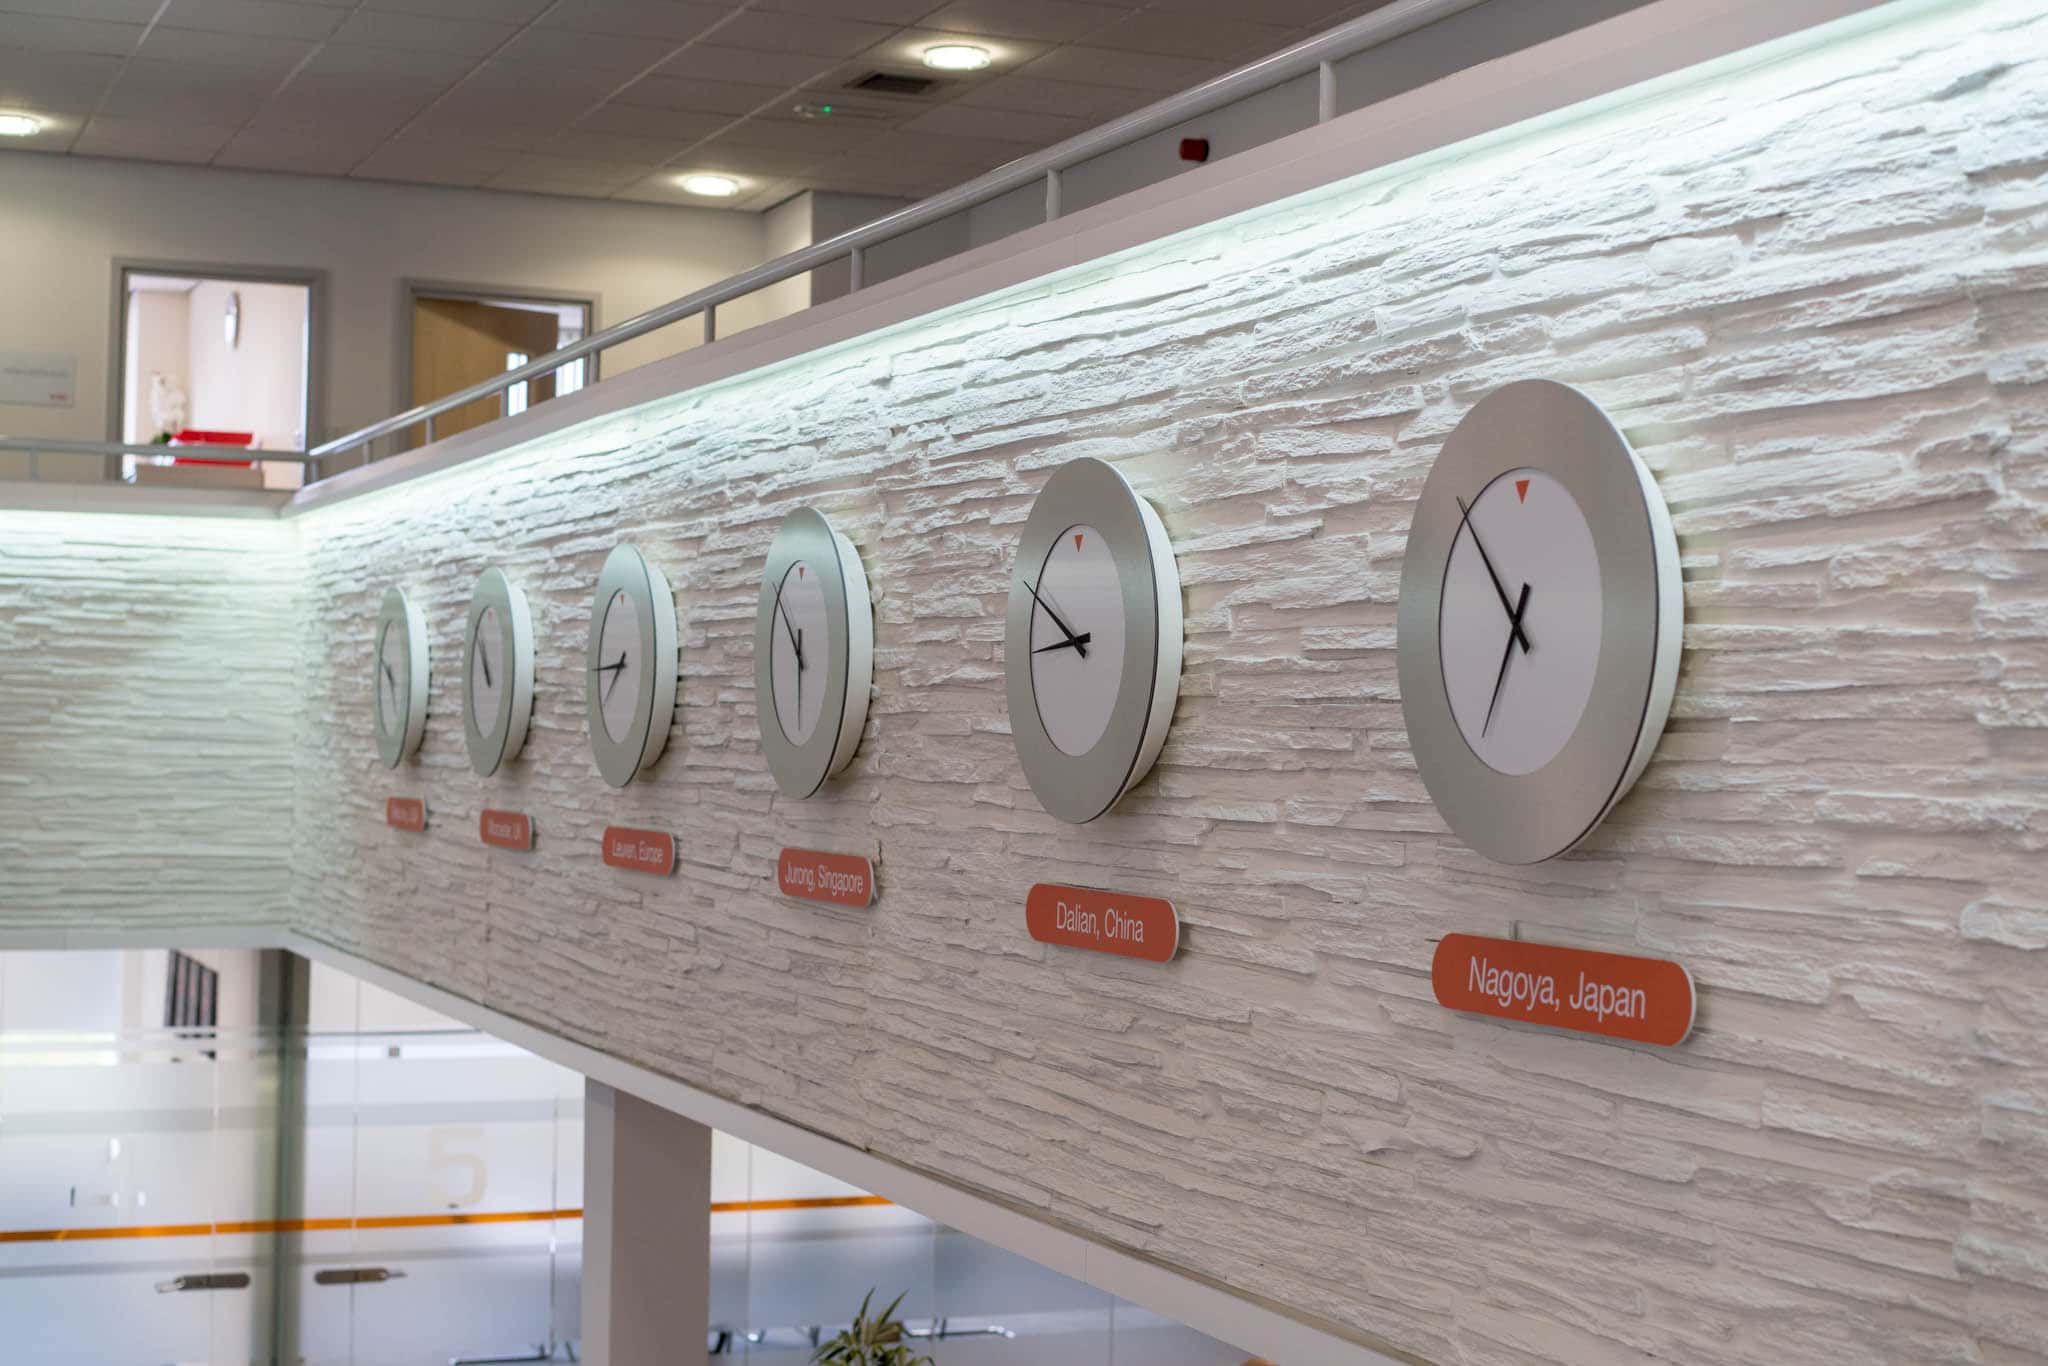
[112,262,318,490]
[404,284,594,449]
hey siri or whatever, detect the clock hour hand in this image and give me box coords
[477,634,493,688]
[591,651,628,702]
[1020,577,1087,660]
[771,580,804,669]
[1032,633,1092,655]
[1483,583,1531,737]
[1455,495,1532,654]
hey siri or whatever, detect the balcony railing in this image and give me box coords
[0,0,1486,490]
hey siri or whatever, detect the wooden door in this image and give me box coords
[410,298,566,444]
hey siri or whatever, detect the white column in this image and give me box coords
[581,1080,712,1366]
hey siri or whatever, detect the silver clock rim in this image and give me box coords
[1005,456,1181,825]
[586,544,678,789]
[754,508,871,800]
[1396,379,1680,864]
[373,587,428,771]
[463,568,535,778]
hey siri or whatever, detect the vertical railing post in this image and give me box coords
[1045,167,1062,222]
[1318,60,1336,122]
[849,245,864,293]
[703,307,716,344]
[424,414,436,445]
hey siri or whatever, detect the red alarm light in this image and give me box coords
[1179,137,1209,163]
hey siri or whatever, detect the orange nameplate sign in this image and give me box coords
[480,810,532,851]
[602,826,674,876]
[1431,934,1695,1046]
[778,849,875,907]
[1025,884,1178,964]
[386,798,426,832]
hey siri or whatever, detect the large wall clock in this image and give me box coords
[372,587,429,769]
[586,543,678,789]
[1396,379,1682,864]
[754,508,874,798]
[1005,456,1182,824]
[463,568,535,778]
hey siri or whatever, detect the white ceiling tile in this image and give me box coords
[491,26,671,77]
[535,0,732,41]
[158,0,349,40]
[0,12,144,55]
[1150,0,1367,23]
[708,9,898,57]
[711,113,880,154]
[753,0,946,21]
[0,0,161,20]
[949,73,1144,120]
[574,101,729,140]
[899,100,1087,144]
[1078,10,1293,62]
[352,136,521,184]
[293,42,478,79]
[100,61,277,120]
[71,114,240,163]
[262,72,451,119]
[131,27,316,77]
[485,153,649,194]
[328,8,517,55]
[347,0,552,17]
[680,138,822,175]
[0,51,124,114]
[214,124,386,173]
[534,128,688,165]
[619,74,784,116]
[916,0,1129,44]
[1017,43,1218,89]
[655,43,836,87]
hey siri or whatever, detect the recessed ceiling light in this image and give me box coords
[678,173,740,198]
[921,44,991,72]
[0,113,42,137]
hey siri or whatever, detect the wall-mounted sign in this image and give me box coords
[386,797,427,832]
[777,848,875,907]
[602,825,674,876]
[1025,883,1178,963]
[0,351,75,407]
[480,809,533,851]
[1430,934,1695,1046]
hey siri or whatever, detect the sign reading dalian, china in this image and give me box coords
[1026,883,1178,964]
[1431,934,1695,1046]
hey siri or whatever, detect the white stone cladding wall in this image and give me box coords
[0,512,299,924]
[1,3,2042,1362]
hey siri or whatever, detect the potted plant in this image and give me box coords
[811,1289,934,1366]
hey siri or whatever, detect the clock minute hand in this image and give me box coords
[1032,633,1092,655]
[1454,495,1532,654]
[771,580,804,668]
[1020,577,1087,660]
[1483,583,1531,737]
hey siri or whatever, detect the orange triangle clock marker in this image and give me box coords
[1074,532,1084,551]
[1515,479,1531,503]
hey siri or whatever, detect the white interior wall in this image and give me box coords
[120,290,188,446]
[184,279,307,453]
[0,155,775,481]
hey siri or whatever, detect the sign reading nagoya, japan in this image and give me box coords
[1431,934,1695,1046]
[1025,883,1178,964]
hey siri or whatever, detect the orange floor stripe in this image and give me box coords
[0,1195,892,1244]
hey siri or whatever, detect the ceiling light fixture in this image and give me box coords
[921,44,991,72]
[0,113,42,137]
[678,173,741,198]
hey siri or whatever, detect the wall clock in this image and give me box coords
[463,568,535,778]
[372,587,428,769]
[586,543,678,788]
[1396,379,1682,864]
[754,508,874,798]
[1004,456,1182,824]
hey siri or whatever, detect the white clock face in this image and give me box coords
[769,560,830,744]
[469,604,503,725]
[1027,524,1127,757]
[596,589,642,744]
[376,623,404,739]
[1440,468,1603,775]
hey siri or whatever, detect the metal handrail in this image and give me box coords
[1,0,1481,485]
[303,0,1484,468]
[0,436,315,462]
